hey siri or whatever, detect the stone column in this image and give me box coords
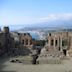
[49,37,51,47]
[24,39,26,45]
[60,37,63,51]
[28,39,30,45]
[57,37,59,48]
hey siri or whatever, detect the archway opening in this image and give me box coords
[63,49,67,56]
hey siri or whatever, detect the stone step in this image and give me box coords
[37,57,62,64]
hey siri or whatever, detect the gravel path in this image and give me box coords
[0,57,72,72]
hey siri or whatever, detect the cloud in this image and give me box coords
[39,13,72,22]
[0,13,72,26]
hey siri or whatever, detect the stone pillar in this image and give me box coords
[66,50,69,57]
[28,39,30,45]
[60,37,63,51]
[49,37,51,47]
[24,39,26,45]
[57,38,59,48]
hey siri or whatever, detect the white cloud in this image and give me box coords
[0,13,72,26]
[39,13,72,22]
[39,14,58,21]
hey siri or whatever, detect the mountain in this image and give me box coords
[9,19,72,40]
[7,18,72,31]
[30,19,72,28]
[15,19,72,31]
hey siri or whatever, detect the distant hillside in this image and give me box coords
[8,18,72,31]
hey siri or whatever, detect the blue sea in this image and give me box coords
[29,32,40,40]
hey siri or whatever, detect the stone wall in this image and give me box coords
[46,31,72,56]
[19,33,33,49]
[0,27,15,56]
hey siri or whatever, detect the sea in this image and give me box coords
[29,32,40,40]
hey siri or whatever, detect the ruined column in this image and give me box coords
[57,38,59,47]
[28,39,30,45]
[24,39,26,46]
[60,37,63,51]
[49,37,51,47]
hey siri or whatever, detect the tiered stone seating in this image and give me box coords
[37,47,64,64]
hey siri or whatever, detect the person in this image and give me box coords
[32,49,41,64]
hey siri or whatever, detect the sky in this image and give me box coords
[0,0,72,27]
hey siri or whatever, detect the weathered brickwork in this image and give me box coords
[45,31,72,56]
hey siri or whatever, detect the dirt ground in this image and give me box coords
[0,56,72,72]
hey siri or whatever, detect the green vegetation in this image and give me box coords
[35,40,46,46]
